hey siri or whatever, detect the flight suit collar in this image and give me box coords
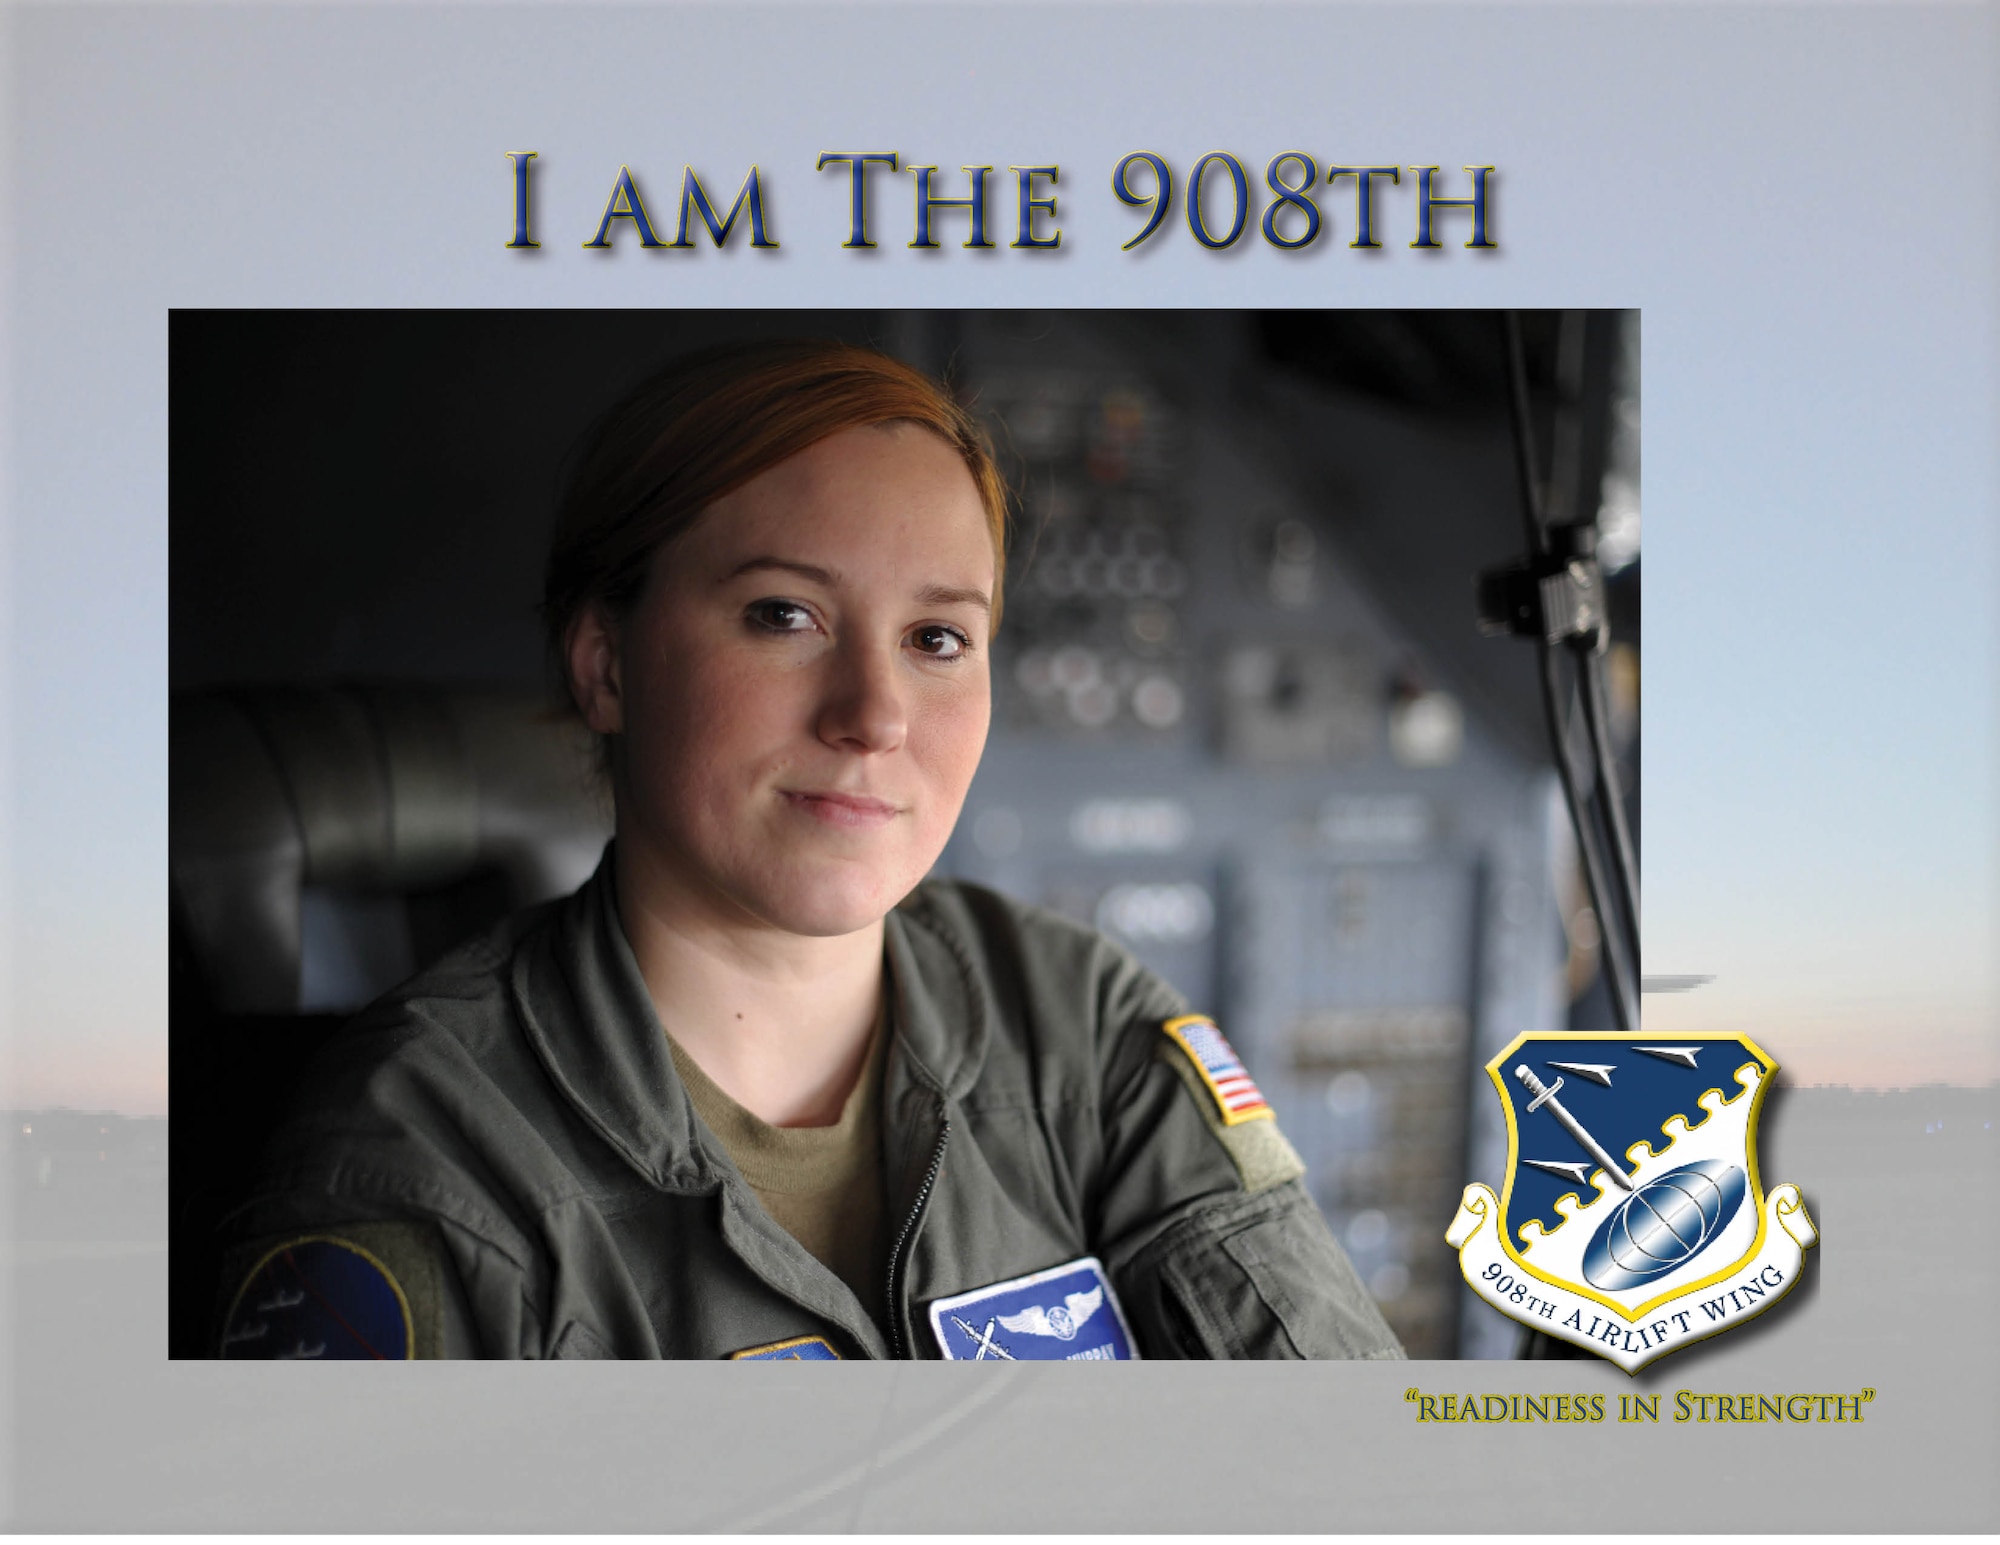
[509,847,722,1193]
[881,887,992,1106]
[509,851,994,1196]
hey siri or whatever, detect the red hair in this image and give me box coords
[543,339,1009,686]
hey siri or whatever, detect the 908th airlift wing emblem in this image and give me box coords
[1447,1033,1818,1372]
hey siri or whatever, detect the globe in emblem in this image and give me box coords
[1583,1159,1747,1290]
[1046,1305,1077,1339]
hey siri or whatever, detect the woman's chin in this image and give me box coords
[739,865,924,940]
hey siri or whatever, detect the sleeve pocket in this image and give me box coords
[1158,1218,1304,1358]
[1156,1208,1404,1360]
[1224,1217,1358,1357]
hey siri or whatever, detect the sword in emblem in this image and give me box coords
[1512,1065,1635,1192]
[950,1314,1017,1360]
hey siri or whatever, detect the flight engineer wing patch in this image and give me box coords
[1162,1014,1272,1125]
[929,1256,1139,1361]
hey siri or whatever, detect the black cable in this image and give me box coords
[1547,308,1590,529]
[1540,645,1636,1032]
[1577,646,1641,958]
[1563,661,1639,968]
[1502,312,1637,1033]
[1554,310,1641,999]
[1502,312,1551,561]
[1554,311,1639,1007]
[1551,311,1639,991]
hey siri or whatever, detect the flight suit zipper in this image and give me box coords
[885,1117,949,1359]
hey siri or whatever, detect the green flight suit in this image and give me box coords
[216,851,1404,1361]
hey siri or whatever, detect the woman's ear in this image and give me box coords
[566,604,624,735]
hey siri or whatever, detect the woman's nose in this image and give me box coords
[814,638,909,754]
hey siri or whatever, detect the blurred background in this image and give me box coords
[164,308,1642,1357]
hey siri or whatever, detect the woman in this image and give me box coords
[215,340,1403,1361]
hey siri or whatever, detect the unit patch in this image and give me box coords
[1162,1014,1272,1125]
[1447,1033,1819,1373]
[928,1256,1139,1360]
[219,1236,414,1360]
[729,1335,842,1360]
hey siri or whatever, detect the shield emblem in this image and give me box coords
[1447,1033,1818,1372]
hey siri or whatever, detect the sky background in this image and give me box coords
[2,3,1996,1114]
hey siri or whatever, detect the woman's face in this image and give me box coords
[579,422,996,939]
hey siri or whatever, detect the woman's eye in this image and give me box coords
[747,599,816,634]
[910,624,971,659]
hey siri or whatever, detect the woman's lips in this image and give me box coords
[781,789,903,829]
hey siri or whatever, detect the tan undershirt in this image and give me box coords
[667,1009,890,1324]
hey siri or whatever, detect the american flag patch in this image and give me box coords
[1162,1014,1273,1126]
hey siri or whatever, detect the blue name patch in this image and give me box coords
[730,1335,842,1360]
[220,1236,413,1360]
[928,1256,1139,1361]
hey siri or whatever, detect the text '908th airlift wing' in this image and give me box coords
[1446,1033,1818,1373]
